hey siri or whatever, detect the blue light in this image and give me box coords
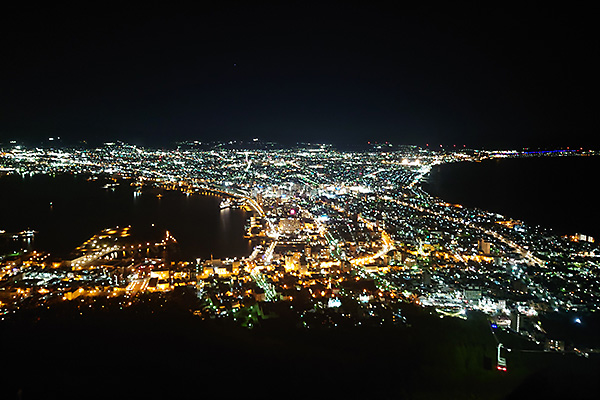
[491,323,498,329]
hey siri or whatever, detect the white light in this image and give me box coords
[328,298,341,308]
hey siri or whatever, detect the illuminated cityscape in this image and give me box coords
[2,144,598,352]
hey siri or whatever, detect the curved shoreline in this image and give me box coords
[419,155,600,239]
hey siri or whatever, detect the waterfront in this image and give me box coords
[424,155,600,240]
[0,174,251,260]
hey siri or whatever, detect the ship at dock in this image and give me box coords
[220,197,247,210]
[220,198,232,209]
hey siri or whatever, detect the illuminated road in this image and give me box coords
[349,230,394,267]
[247,246,262,262]
[249,267,278,301]
[262,240,277,264]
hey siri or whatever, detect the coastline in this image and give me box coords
[420,154,600,240]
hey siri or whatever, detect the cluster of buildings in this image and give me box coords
[1,142,598,351]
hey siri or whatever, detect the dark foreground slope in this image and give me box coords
[1,302,598,400]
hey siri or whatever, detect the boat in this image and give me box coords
[220,198,232,209]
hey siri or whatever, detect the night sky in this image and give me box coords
[1,3,596,148]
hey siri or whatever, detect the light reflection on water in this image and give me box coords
[0,174,251,260]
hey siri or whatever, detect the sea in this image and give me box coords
[0,173,251,260]
[423,155,600,240]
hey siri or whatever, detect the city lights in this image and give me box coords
[0,142,599,369]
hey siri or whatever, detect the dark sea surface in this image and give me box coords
[0,174,251,260]
[423,156,600,240]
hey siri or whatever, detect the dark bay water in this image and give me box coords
[0,174,251,260]
[423,156,600,240]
